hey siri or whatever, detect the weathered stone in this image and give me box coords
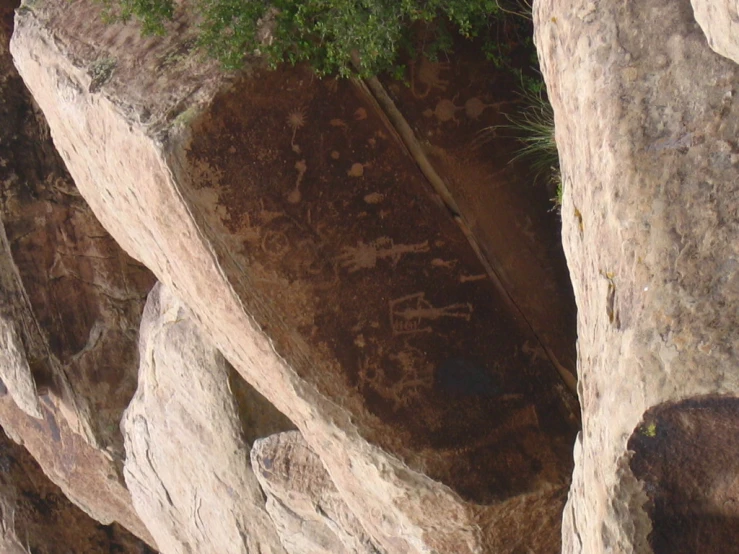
[11,0,577,551]
[251,431,383,554]
[534,0,739,551]
[0,426,155,553]
[0,394,155,545]
[691,0,739,64]
[122,282,287,554]
[0,2,155,544]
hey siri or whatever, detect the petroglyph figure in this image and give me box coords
[410,57,450,99]
[431,258,456,269]
[286,109,306,152]
[358,344,433,411]
[459,273,487,283]
[258,214,338,284]
[423,96,463,124]
[390,292,473,336]
[337,237,429,273]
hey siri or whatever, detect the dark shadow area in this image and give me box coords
[629,396,739,554]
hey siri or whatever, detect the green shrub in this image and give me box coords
[100,0,532,77]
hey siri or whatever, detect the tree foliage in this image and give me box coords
[102,0,529,77]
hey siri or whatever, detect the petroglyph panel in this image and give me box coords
[184,66,576,503]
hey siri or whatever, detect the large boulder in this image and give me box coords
[251,431,383,554]
[122,282,288,553]
[10,0,578,551]
[534,0,739,551]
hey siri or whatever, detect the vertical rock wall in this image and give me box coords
[534,0,739,551]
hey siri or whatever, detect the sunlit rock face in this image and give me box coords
[691,0,739,64]
[535,0,739,551]
[251,430,383,554]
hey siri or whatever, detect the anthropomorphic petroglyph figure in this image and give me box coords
[337,238,429,273]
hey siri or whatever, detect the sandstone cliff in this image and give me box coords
[0,0,735,552]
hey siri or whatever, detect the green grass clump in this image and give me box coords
[480,78,562,209]
[507,84,558,181]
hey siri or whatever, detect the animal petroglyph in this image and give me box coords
[337,237,429,273]
[390,292,473,336]
[410,57,450,99]
[423,96,463,124]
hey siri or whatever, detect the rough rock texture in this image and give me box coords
[123,282,288,554]
[691,0,739,64]
[251,431,382,554]
[535,0,739,552]
[0,0,156,545]
[10,0,577,552]
[0,426,156,554]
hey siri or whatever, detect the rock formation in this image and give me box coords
[1,0,735,550]
[8,0,579,552]
[535,0,739,551]
[251,431,382,554]
[691,0,739,64]
[0,425,155,553]
[0,0,155,546]
[122,282,290,553]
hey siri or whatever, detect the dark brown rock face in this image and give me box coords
[8,0,579,550]
[629,396,739,554]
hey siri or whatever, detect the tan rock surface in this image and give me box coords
[691,0,739,64]
[251,431,383,554]
[534,0,739,551]
[122,282,286,554]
